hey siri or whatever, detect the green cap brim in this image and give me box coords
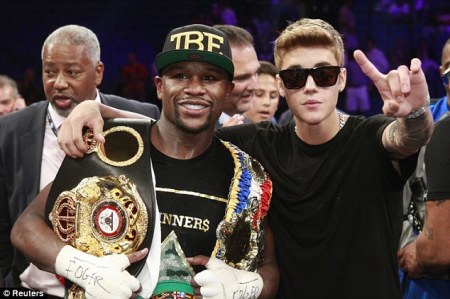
[155,50,234,80]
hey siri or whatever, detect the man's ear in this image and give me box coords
[155,76,163,100]
[338,68,347,92]
[95,62,104,86]
[225,81,235,100]
[276,75,286,97]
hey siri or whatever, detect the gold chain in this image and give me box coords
[295,112,346,135]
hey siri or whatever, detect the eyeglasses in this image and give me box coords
[279,66,341,89]
[442,69,450,86]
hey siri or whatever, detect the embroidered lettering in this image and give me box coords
[193,217,203,230]
[160,212,210,232]
[203,219,210,232]
[170,31,224,53]
[184,216,193,228]
[161,213,172,225]
[172,214,184,227]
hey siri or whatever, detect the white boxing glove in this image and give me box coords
[55,245,140,299]
[194,257,263,299]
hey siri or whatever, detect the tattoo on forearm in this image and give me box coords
[389,122,398,146]
[393,111,433,154]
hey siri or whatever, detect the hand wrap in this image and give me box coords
[194,257,263,299]
[55,245,140,299]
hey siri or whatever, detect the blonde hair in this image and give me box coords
[274,18,345,69]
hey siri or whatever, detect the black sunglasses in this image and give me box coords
[279,66,341,89]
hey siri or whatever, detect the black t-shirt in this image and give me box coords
[151,137,234,263]
[425,116,450,201]
[217,115,418,299]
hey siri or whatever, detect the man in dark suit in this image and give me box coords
[0,24,159,296]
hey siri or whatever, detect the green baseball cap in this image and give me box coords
[155,24,234,80]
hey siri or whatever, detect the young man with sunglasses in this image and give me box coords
[55,18,433,298]
[218,18,432,298]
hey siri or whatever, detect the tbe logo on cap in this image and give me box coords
[156,24,234,79]
[169,31,225,54]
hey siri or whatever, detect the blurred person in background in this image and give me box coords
[14,95,26,111]
[366,36,390,74]
[244,61,279,124]
[214,24,260,127]
[18,67,44,106]
[427,38,450,121]
[344,48,371,115]
[121,51,149,101]
[0,75,21,116]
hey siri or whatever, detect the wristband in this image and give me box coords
[194,257,263,299]
[405,94,430,119]
[55,245,140,299]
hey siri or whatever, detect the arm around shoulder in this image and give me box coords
[59,101,152,158]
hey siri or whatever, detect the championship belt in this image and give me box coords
[45,119,157,299]
[212,141,272,271]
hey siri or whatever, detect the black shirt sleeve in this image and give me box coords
[425,117,450,201]
[215,122,266,154]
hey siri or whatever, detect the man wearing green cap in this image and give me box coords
[12,24,279,299]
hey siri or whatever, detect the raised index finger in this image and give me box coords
[353,49,384,82]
